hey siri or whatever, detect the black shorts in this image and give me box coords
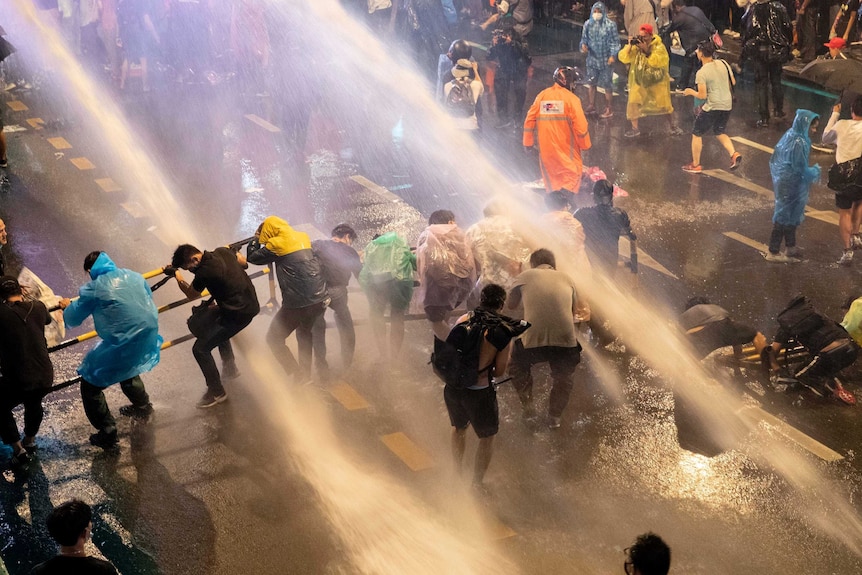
[835,191,862,210]
[692,109,731,137]
[443,384,499,438]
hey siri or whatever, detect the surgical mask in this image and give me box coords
[592,12,603,20]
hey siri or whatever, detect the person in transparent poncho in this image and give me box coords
[465,199,534,296]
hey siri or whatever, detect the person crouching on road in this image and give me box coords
[0,276,53,465]
[59,252,161,450]
[246,216,330,383]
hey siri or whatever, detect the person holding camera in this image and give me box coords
[169,243,260,408]
[617,23,681,138]
[488,27,531,129]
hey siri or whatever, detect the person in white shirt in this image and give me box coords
[443,58,484,131]
[823,96,862,266]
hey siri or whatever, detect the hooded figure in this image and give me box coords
[580,2,620,75]
[770,109,820,228]
[617,31,674,121]
[64,252,162,388]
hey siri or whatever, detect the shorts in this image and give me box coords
[835,191,862,210]
[443,384,499,438]
[586,61,613,91]
[367,279,414,314]
[692,109,731,137]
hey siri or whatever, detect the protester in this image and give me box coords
[0,277,52,466]
[488,27,531,129]
[117,0,160,91]
[767,110,820,262]
[830,0,859,42]
[624,532,671,575]
[358,231,416,357]
[618,24,682,138]
[59,252,161,449]
[796,0,820,63]
[662,0,716,91]
[822,97,862,266]
[681,40,742,173]
[444,59,484,131]
[841,292,862,346]
[480,0,535,38]
[31,500,118,575]
[443,284,515,490]
[523,66,592,195]
[574,179,636,275]
[543,191,592,323]
[580,1,620,119]
[465,199,533,292]
[740,0,792,128]
[507,249,581,429]
[623,0,658,35]
[247,216,329,382]
[437,39,473,102]
[170,243,260,408]
[311,224,363,375]
[417,210,477,342]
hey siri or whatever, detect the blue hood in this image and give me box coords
[591,1,608,16]
[790,109,819,139]
[89,252,118,280]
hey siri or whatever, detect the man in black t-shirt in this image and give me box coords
[170,244,260,408]
[574,179,636,275]
[32,500,117,575]
[310,224,362,374]
[0,276,53,466]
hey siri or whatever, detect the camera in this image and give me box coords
[630,37,640,46]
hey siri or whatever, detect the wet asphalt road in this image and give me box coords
[3,7,862,574]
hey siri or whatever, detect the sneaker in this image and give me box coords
[851,234,862,250]
[765,252,791,262]
[668,125,684,136]
[89,430,119,450]
[827,379,857,405]
[10,449,30,466]
[0,159,7,169]
[624,129,641,138]
[548,416,562,429]
[756,119,769,128]
[222,362,241,380]
[682,163,702,173]
[118,403,154,418]
[729,152,742,170]
[197,390,228,408]
[838,250,854,266]
[599,108,613,119]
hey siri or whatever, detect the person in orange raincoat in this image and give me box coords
[523,66,591,194]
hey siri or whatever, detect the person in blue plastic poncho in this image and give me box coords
[59,252,162,450]
[766,109,820,262]
[580,1,620,119]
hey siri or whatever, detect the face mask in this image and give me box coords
[592,12,603,20]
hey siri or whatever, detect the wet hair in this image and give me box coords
[684,296,711,311]
[629,532,671,575]
[697,39,716,57]
[0,275,21,299]
[853,96,862,118]
[172,244,202,269]
[479,284,507,311]
[530,248,556,268]
[331,224,357,242]
[83,251,103,272]
[429,210,455,225]
[593,179,614,204]
[544,191,571,211]
[46,500,92,547]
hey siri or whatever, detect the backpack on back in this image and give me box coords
[431,312,489,389]
[777,295,824,340]
[445,78,476,118]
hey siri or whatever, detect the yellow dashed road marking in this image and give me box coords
[95,178,122,193]
[7,101,28,112]
[70,157,96,170]
[47,137,72,150]
[244,114,281,133]
[380,432,435,471]
[329,382,370,411]
[26,118,45,129]
[120,201,146,219]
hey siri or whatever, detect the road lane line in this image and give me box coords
[618,237,678,279]
[805,209,839,226]
[482,515,517,540]
[120,201,146,219]
[6,100,28,112]
[702,169,773,198]
[244,114,281,133]
[70,157,96,170]
[329,382,370,411]
[350,175,407,204]
[95,178,122,193]
[723,231,768,254]
[380,432,435,471]
[26,118,45,130]
[739,406,844,462]
[731,136,774,154]
[47,137,72,150]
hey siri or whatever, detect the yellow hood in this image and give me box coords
[258,216,311,256]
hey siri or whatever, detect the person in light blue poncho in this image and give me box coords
[59,251,162,449]
[766,109,820,262]
[580,1,620,119]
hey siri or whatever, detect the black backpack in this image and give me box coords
[776,294,824,340]
[445,78,475,118]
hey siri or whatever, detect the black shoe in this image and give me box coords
[0,159,7,169]
[197,390,228,408]
[10,449,30,466]
[756,119,769,128]
[89,431,119,450]
[118,403,154,418]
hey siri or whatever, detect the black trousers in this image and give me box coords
[495,73,527,123]
[795,340,859,390]
[752,58,784,121]
[0,388,46,445]
[678,54,701,90]
[267,302,327,378]
[192,314,254,394]
[768,223,797,254]
[311,293,356,372]
[80,376,150,435]
[509,340,581,417]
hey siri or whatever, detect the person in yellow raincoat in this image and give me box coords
[617,24,682,138]
[523,66,591,194]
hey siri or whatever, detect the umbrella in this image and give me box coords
[800,57,862,94]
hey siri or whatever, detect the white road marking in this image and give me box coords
[731,136,775,154]
[739,406,844,462]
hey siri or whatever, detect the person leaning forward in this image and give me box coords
[168,243,260,408]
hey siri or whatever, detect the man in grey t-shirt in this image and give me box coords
[681,40,742,174]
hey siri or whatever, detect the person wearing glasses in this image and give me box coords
[624,532,671,575]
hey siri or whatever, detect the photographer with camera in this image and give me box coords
[488,27,531,129]
[617,23,681,138]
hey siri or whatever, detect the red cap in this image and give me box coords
[824,37,846,49]
[639,23,654,36]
